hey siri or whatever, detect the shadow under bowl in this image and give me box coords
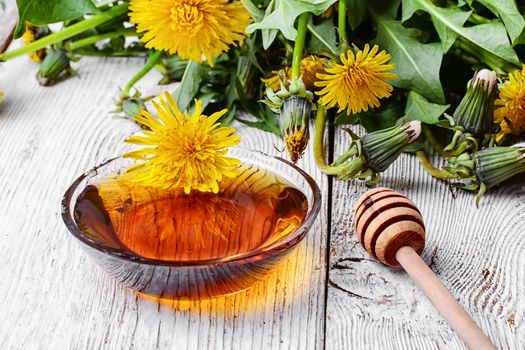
[61,149,321,300]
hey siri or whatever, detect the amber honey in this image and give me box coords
[72,163,308,299]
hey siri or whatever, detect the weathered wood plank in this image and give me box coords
[0,54,328,349]
[325,126,525,349]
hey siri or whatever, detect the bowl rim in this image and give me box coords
[61,149,322,267]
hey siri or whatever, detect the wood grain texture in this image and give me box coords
[325,126,525,349]
[0,53,328,349]
[2,43,524,350]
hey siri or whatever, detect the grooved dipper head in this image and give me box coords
[354,188,426,267]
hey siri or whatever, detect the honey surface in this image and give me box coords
[74,164,308,262]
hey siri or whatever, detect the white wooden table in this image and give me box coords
[0,50,524,349]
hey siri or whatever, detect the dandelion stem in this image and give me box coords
[66,28,138,51]
[339,156,366,179]
[468,13,491,25]
[0,4,129,61]
[314,106,349,175]
[338,0,348,51]
[447,46,479,66]
[416,150,457,180]
[291,13,309,83]
[332,146,358,166]
[71,48,147,57]
[122,50,163,96]
[277,33,294,56]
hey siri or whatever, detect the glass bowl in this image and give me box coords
[61,149,321,300]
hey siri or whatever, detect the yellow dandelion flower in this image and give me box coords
[123,92,241,194]
[315,44,397,115]
[0,91,4,105]
[261,67,291,92]
[494,65,525,141]
[22,23,48,62]
[261,56,326,92]
[129,0,252,65]
[300,55,327,91]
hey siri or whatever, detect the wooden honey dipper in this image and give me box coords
[354,187,496,350]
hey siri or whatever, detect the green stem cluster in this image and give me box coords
[0,4,129,61]
[66,27,137,51]
[416,150,458,181]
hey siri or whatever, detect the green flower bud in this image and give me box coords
[473,142,525,189]
[36,49,73,86]
[122,97,147,120]
[362,121,422,172]
[453,69,497,137]
[280,96,312,163]
[113,89,153,129]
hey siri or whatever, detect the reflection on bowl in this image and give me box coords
[62,149,321,300]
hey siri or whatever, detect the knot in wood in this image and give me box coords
[354,188,426,267]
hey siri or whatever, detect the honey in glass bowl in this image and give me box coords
[62,149,321,300]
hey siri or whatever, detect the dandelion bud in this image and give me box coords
[453,69,497,137]
[473,142,525,189]
[36,50,73,86]
[280,96,312,163]
[122,97,147,121]
[113,90,152,129]
[361,120,422,172]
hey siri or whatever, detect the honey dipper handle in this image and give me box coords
[396,246,496,350]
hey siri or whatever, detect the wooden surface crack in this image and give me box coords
[328,279,372,300]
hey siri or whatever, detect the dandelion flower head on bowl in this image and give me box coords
[495,64,525,141]
[315,44,397,115]
[123,92,241,194]
[129,0,252,65]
